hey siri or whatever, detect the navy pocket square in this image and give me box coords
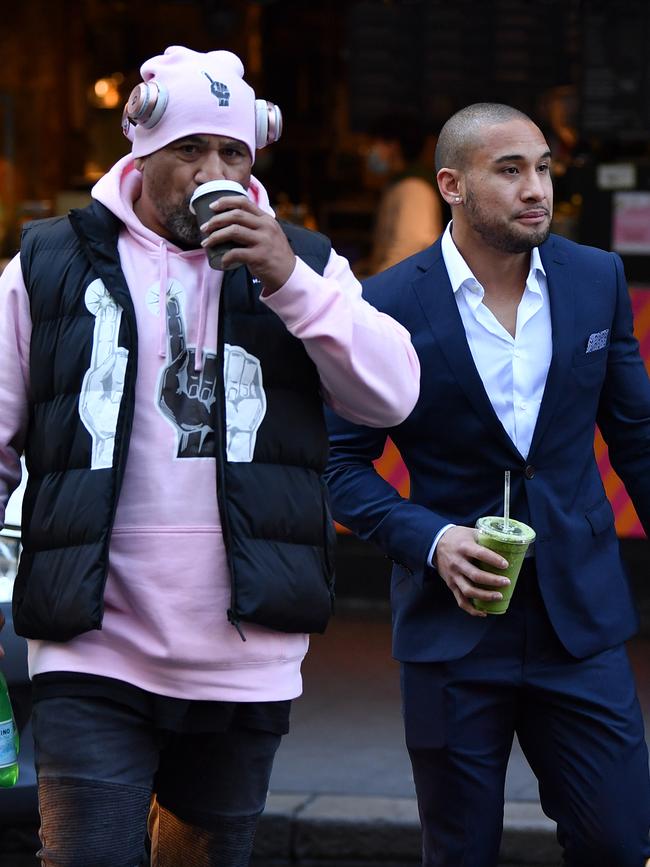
[586,329,609,353]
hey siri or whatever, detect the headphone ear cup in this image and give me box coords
[144,81,168,129]
[123,81,169,132]
[255,99,268,150]
[267,102,283,145]
[255,99,283,149]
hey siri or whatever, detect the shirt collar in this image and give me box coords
[441,222,546,296]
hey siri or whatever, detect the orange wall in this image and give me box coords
[595,287,650,538]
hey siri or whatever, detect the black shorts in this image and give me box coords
[31,674,291,866]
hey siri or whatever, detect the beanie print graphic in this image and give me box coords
[203,72,230,106]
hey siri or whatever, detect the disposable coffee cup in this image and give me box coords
[189,180,247,270]
[472,516,536,614]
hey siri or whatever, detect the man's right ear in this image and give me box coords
[134,157,146,173]
[436,168,463,206]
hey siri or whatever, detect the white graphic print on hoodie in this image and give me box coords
[0,155,420,702]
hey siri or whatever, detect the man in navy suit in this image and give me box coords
[325,103,650,867]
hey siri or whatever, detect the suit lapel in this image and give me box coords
[411,243,523,460]
[528,238,574,455]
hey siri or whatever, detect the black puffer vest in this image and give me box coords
[14,200,335,641]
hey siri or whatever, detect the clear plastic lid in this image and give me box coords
[475,516,536,545]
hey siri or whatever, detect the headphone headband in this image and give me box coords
[121,83,282,151]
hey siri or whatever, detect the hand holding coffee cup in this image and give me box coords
[192,185,297,289]
[189,180,247,270]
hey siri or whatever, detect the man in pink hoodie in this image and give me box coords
[0,47,419,866]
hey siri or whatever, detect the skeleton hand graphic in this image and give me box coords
[224,344,266,462]
[79,280,128,470]
[159,295,218,458]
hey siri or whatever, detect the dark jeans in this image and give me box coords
[32,695,283,867]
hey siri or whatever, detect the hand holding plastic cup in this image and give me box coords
[472,516,536,614]
[189,180,248,270]
[472,471,536,614]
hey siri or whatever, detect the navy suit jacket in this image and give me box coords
[325,234,650,662]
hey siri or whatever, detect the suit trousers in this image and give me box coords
[402,561,650,867]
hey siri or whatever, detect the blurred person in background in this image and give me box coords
[365,110,444,275]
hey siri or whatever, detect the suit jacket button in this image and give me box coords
[525,465,536,479]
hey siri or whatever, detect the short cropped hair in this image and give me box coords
[434,103,533,172]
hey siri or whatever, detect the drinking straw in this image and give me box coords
[503,470,510,532]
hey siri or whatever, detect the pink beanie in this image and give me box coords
[130,46,257,160]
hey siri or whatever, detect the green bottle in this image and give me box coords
[0,671,18,787]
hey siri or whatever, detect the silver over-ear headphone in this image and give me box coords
[121,81,169,137]
[255,99,283,149]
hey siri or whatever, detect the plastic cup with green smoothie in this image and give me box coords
[472,516,536,614]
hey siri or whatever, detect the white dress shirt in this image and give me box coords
[428,223,552,563]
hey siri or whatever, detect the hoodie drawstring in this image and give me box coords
[158,242,169,360]
[195,267,208,372]
[158,241,209,370]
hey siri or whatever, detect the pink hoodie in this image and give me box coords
[0,157,419,701]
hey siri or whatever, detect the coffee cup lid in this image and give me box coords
[189,180,247,213]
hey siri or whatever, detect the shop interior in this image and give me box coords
[2,0,650,282]
[2,0,650,569]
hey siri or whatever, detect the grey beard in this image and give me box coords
[163,202,203,248]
